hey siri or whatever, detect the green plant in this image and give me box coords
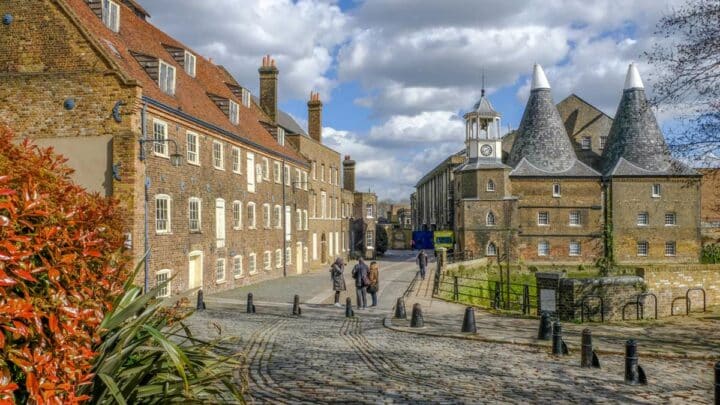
[527,265,539,273]
[375,225,388,256]
[701,244,720,264]
[81,266,245,404]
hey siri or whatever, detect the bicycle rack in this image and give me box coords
[580,295,605,323]
[671,296,687,316]
[636,292,658,320]
[622,301,642,321]
[686,287,706,314]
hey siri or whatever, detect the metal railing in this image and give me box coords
[434,272,537,315]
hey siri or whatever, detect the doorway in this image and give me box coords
[188,251,203,290]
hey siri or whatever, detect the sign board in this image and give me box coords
[539,288,557,313]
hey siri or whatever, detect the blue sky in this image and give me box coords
[144,0,689,201]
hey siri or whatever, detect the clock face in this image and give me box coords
[480,144,493,157]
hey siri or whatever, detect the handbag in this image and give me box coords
[367,285,377,294]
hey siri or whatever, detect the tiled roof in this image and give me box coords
[63,0,307,166]
[455,158,510,172]
[608,157,698,177]
[510,157,600,177]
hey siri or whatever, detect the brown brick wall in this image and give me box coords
[637,264,720,317]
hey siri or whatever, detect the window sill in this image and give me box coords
[537,224,549,227]
[234,275,244,280]
[187,160,201,167]
[153,152,170,159]
[216,280,226,285]
[249,271,258,276]
[189,230,202,234]
[213,166,225,171]
[232,170,242,175]
[156,231,172,235]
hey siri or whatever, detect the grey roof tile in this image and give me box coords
[510,157,600,177]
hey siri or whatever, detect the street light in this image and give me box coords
[138,138,183,167]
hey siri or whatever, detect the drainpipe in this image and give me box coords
[141,102,150,293]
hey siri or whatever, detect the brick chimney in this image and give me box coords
[259,54,278,122]
[307,91,323,143]
[343,155,356,192]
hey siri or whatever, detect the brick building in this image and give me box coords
[0,0,373,295]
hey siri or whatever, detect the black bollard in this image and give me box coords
[292,294,301,316]
[715,361,720,404]
[247,293,256,314]
[345,297,354,318]
[196,289,206,311]
[552,321,563,356]
[624,340,647,385]
[581,329,600,368]
[394,297,407,319]
[410,303,424,328]
[461,307,477,333]
[537,312,552,340]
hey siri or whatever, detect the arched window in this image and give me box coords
[487,179,495,192]
[486,211,496,226]
[486,242,497,257]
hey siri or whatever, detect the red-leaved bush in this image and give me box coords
[0,126,130,404]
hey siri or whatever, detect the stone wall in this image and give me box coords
[558,276,645,322]
[636,264,720,317]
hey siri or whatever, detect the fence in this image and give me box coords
[434,271,538,316]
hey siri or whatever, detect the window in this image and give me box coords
[153,120,168,156]
[600,136,607,149]
[311,194,317,218]
[248,253,257,275]
[552,183,561,197]
[486,242,497,256]
[321,192,327,218]
[312,161,317,180]
[303,210,308,230]
[188,197,201,232]
[538,211,549,226]
[284,166,291,186]
[366,204,374,218]
[247,202,256,229]
[247,152,255,193]
[277,127,285,146]
[569,211,581,226]
[296,209,302,231]
[538,241,550,256]
[366,231,374,248]
[233,255,243,278]
[263,251,272,271]
[321,164,325,182]
[285,248,292,265]
[232,200,242,230]
[275,249,283,268]
[274,161,281,183]
[212,141,224,170]
[486,211,496,226]
[184,51,196,77]
[302,172,308,190]
[665,241,676,256]
[295,168,301,189]
[486,179,495,192]
[637,241,649,256]
[215,199,225,248]
[652,184,661,198]
[637,212,649,226]
[232,147,242,173]
[263,204,270,229]
[303,247,309,263]
[101,0,120,32]
[158,60,176,96]
[665,212,676,226]
[216,259,225,282]
[285,206,291,241]
[241,88,251,108]
[156,269,170,298]
[155,195,171,234]
[581,137,591,150]
[569,241,581,256]
[262,158,270,180]
[229,100,239,125]
[186,131,199,165]
[274,205,282,229]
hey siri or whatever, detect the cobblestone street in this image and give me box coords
[188,252,715,403]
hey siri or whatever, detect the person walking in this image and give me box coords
[417,250,428,280]
[367,261,380,307]
[329,257,346,308]
[351,257,369,310]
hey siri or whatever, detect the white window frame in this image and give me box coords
[552,183,561,198]
[274,161,281,183]
[216,258,226,283]
[285,247,292,265]
[600,136,607,149]
[158,60,176,96]
[263,203,271,229]
[188,197,201,232]
[303,247,309,263]
[569,241,581,257]
[232,147,242,174]
[538,241,550,257]
[637,241,649,257]
[665,241,676,257]
[153,119,169,157]
[486,242,497,257]
[275,249,283,268]
[247,202,256,229]
[229,100,240,125]
[232,200,243,230]
[665,212,677,226]
[652,184,661,198]
[366,204,374,219]
[212,141,224,170]
[262,157,270,180]
[215,198,226,248]
[247,152,256,193]
[312,161,317,180]
[274,205,282,229]
[155,194,172,234]
[233,255,244,279]
[295,168,301,189]
[186,131,199,165]
[303,210,308,230]
[538,211,549,226]
[486,179,495,192]
[637,212,649,226]
[102,0,120,32]
[321,192,327,219]
[248,253,257,275]
[263,251,272,271]
[183,51,196,78]
[581,137,591,150]
[284,166,291,186]
[296,208,302,231]
[366,230,374,248]
[156,269,171,298]
[486,211,496,226]
[277,127,285,146]
[241,88,251,108]
[321,164,325,182]
[569,211,581,226]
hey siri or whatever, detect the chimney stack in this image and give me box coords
[307,91,323,143]
[343,155,356,192]
[259,54,279,122]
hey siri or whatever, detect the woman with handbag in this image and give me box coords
[367,261,379,307]
[329,257,346,308]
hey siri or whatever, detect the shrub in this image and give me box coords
[701,244,720,264]
[0,127,129,403]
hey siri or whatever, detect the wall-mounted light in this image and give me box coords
[3,14,13,25]
[64,98,76,110]
[138,138,183,167]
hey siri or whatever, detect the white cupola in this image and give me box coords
[464,86,502,161]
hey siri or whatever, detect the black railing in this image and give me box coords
[435,272,537,316]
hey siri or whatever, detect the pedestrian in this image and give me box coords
[329,257,346,308]
[416,250,428,280]
[367,261,379,307]
[351,257,369,309]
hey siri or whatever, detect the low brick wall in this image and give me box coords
[445,258,488,273]
[636,264,720,317]
[558,276,645,322]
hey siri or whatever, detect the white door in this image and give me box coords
[285,206,292,242]
[215,199,225,248]
[296,243,303,274]
[188,251,203,290]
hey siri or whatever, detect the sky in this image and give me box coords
[142,0,687,202]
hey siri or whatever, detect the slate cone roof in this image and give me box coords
[601,64,698,177]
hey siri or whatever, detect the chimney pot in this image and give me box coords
[259,54,279,122]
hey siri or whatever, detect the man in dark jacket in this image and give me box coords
[351,258,369,309]
[417,250,428,280]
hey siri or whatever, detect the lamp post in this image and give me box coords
[138,137,183,294]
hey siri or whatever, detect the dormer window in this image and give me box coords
[242,88,251,108]
[102,0,120,32]
[183,51,196,77]
[277,127,285,146]
[158,60,176,96]
[552,183,561,197]
[229,100,239,125]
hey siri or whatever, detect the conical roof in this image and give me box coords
[601,64,679,175]
[507,65,588,175]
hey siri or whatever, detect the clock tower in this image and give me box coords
[464,88,502,163]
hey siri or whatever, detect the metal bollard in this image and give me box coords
[581,329,600,368]
[461,307,477,333]
[345,297,354,318]
[552,321,563,355]
[624,340,647,385]
[292,294,301,316]
[410,303,424,328]
[537,312,552,340]
[715,361,720,404]
[394,297,407,319]
[196,289,206,311]
[247,293,256,313]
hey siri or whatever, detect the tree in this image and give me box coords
[645,0,720,164]
[376,225,389,256]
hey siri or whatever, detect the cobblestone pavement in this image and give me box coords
[188,252,715,403]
